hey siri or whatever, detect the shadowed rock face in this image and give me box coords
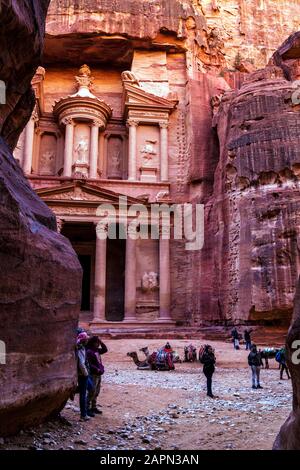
[197,32,300,326]
[273,277,300,449]
[0,0,82,436]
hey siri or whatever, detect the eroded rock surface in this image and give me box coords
[197,32,300,325]
[274,277,300,449]
[0,0,82,436]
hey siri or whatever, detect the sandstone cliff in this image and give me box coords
[274,275,300,449]
[0,0,82,435]
[197,32,300,325]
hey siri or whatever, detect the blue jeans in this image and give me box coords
[246,341,251,350]
[78,376,88,417]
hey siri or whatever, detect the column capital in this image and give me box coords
[31,106,39,123]
[62,117,74,126]
[159,121,169,129]
[127,222,140,239]
[92,119,102,128]
[127,118,139,128]
[56,217,64,233]
[95,221,109,238]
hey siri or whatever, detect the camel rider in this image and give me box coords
[163,342,173,353]
[248,344,263,389]
[201,345,217,399]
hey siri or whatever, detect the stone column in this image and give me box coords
[124,225,137,321]
[89,120,100,179]
[159,226,172,320]
[23,112,37,175]
[127,119,138,181]
[160,122,169,182]
[93,223,107,322]
[62,118,74,177]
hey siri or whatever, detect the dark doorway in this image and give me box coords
[105,236,126,321]
[78,255,91,311]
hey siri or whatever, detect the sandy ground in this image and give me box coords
[1,330,293,451]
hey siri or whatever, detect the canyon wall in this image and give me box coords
[0,0,82,435]
[274,274,300,449]
[197,33,300,324]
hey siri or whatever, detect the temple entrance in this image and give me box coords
[105,236,126,321]
[61,222,96,313]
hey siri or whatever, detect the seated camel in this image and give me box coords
[184,344,197,362]
[140,346,181,364]
[127,348,174,371]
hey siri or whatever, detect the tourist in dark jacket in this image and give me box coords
[248,344,263,389]
[86,336,108,414]
[231,327,240,349]
[278,348,291,380]
[244,329,253,350]
[76,331,91,421]
[201,345,216,398]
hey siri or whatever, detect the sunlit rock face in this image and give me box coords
[0,0,82,436]
[197,32,300,325]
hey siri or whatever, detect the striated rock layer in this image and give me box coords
[197,32,300,325]
[0,0,82,436]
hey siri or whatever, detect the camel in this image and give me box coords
[140,346,181,364]
[184,344,197,362]
[127,351,151,370]
[259,347,281,369]
[127,348,174,371]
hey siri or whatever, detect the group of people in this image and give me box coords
[76,330,108,421]
[231,327,253,350]
[74,326,290,415]
[231,327,290,389]
[247,344,290,389]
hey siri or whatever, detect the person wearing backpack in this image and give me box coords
[276,347,291,380]
[248,344,263,389]
[86,336,108,415]
[200,345,217,398]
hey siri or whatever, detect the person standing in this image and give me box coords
[231,327,240,350]
[244,329,253,350]
[200,345,217,398]
[248,344,263,389]
[86,336,108,415]
[76,331,92,421]
[278,347,291,380]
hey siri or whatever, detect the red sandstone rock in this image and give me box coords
[199,33,300,325]
[0,0,82,436]
[273,277,300,449]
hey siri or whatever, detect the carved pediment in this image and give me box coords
[123,82,178,118]
[36,181,144,206]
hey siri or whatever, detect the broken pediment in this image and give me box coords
[122,81,178,119]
